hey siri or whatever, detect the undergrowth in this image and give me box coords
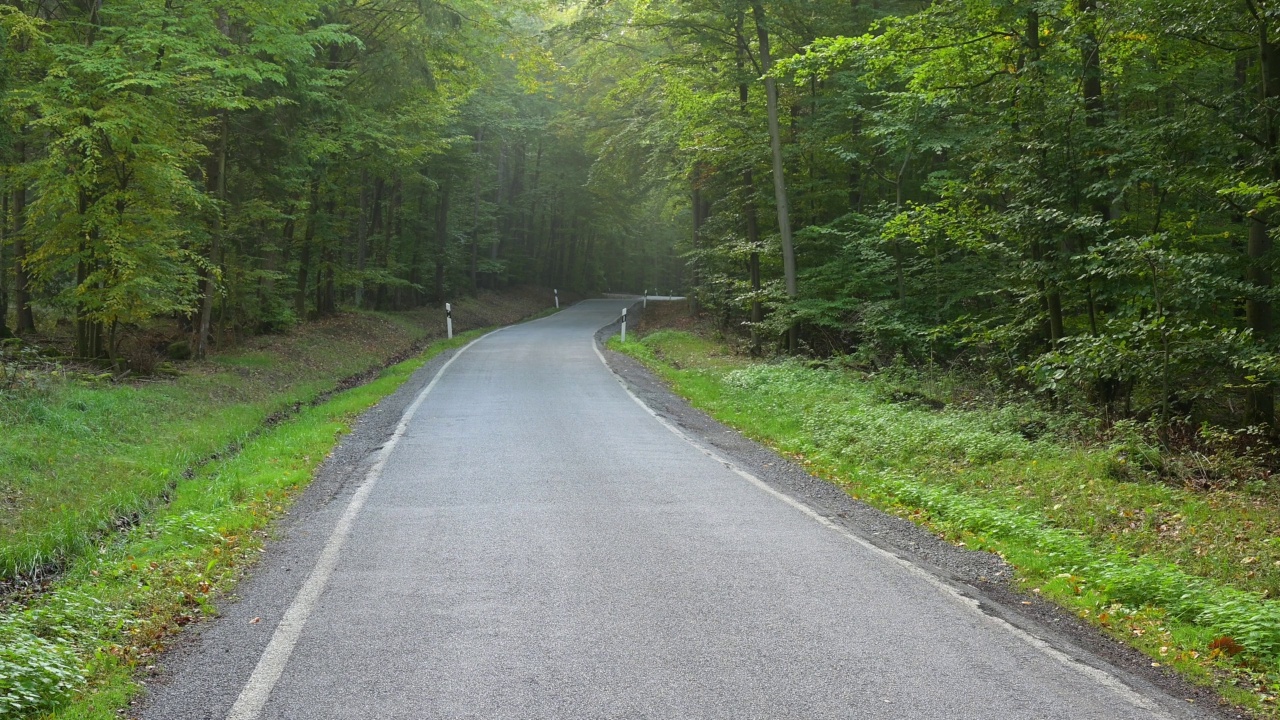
[0,328,489,719]
[0,293,539,582]
[612,329,1280,716]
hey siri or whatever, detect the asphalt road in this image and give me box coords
[141,299,1202,720]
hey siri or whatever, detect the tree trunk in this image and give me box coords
[1248,18,1280,426]
[1080,0,1106,341]
[75,190,105,359]
[691,176,703,316]
[491,142,506,288]
[1248,217,1275,424]
[195,112,229,360]
[0,183,9,339]
[295,178,320,321]
[12,142,35,335]
[355,171,371,309]
[1023,9,1065,349]
[1079,0,1104,132]
[751,2,797,351]
[317,200,337,316]
[379,179,398,310]
[470,128,484,292]
[737,12,764,354]
[524,141,543,274]
[434,182,450,302]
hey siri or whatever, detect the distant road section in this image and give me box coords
[143,299,1195,720]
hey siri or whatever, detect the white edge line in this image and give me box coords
[591,336,1175,718]
[225,329,503,720]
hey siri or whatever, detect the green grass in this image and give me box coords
[612,329,1280,716]
[0,328,491,719]
[0,306,496,580]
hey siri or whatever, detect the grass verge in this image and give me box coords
[611,329,1280,717]
[0,329,489,719]
[0,291,544,582]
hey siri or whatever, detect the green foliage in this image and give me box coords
[0,620,82,717]
[0,1,684,363]
[566,0,1280,428]
[0,311,436,579]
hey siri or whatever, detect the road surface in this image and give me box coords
[142,299,1199,720]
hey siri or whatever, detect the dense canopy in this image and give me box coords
[4,0,1280,428]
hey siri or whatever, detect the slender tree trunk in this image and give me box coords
[12,142,35,335]
[1079,0,1106,344]
[295,181,319,321]
[0,182,8,339]
[408,188,426,307]
[1248,217,1275,423]
[75,189,104,359]
[736,12,764,353]
[379,179,398,310]
[318,199,337,316]
[691,175,703,316]
[195,112,229,359]
[491,142,506,289]
[355,171,371,309]
[266,217,289,313]
[525,142,544,277]
[1079,0,1104,133]
[1248,18,1280,426]
[893,172,908,302]
[470,128,484,292]
[1046,269,1065,346]
[1021,9,1065,349]
[434,182,450,302]
[1077,14,1119,409]
[566,224,580,288]
[751,2,797,351]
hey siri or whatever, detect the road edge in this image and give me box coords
[593,312,1238,720]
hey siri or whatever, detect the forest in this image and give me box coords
[3,0,1280,432]
[0,0,685,366]
[5,1,1280,716]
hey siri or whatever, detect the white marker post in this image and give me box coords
[643,290,648,308]
[621,307,628,343]
[554,289,560,309]
[446,302,453,339]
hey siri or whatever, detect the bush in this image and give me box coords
[166,340,192,361]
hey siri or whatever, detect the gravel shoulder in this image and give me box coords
[595,313,1246,720]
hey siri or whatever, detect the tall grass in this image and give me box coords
[0,310,453,580]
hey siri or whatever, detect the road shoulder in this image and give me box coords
[133,343,469,719]
[594,320,1241,720]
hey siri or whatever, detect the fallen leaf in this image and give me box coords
[1208,636,1244,656]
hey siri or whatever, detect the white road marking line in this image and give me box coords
[226,331,501,720]
[592,336,1175,719]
